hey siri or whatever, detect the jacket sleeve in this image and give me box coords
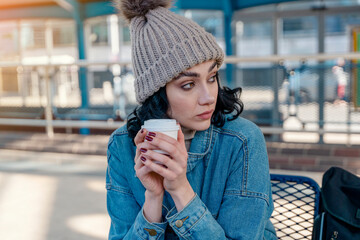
[106,135,168,240]
[164,126,277,240]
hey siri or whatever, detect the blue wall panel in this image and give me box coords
[177,0,298,10]
[84,1,117,19]
[234,0,299,9]
[175,0,223,10]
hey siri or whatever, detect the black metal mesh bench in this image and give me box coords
[270,174,321,240]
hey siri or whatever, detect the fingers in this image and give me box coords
[144,132,186,160]
[140,155,178,181]
[135,164,152,179]
[134,128,148,164]
[141,149,179,172]
[134,142,153,168]
[135,128,188,181]
[134,128,147,146]
[147,131,178,146]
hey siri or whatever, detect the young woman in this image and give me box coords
[107,1,277,239]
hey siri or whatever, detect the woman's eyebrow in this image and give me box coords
[174,72,199,80]
[173,62,217,81]
[208,62,217,72]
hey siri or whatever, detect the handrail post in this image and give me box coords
[44,66,54,138]
[223,0,234,88]
[271,62,282,141]
[318,11,325,144]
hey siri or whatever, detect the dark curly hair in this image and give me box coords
[127,73,243,141]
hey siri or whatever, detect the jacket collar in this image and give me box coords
[187,124,214,172]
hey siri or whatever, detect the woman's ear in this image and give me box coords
[166,106,172,118]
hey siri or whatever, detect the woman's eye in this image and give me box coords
[209,75,217,82]
[181,82,195,89]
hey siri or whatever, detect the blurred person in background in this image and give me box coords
[332,58,348,104]
[106,0,277,239]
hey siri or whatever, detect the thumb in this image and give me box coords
[177,123,185,143]
[134,128,147,146]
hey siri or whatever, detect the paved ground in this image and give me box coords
[0,145,325,240]
[0,149,109,240]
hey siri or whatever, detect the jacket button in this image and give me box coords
[144,228,157,236]
[175,220,183,228]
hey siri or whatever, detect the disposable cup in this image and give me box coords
[142,119,179,157]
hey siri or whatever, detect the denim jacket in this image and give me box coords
[106,117,277,240]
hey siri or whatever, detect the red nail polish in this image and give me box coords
[140,148,147,153]
[145,136,153,141]
[148,132,156,137]
[140,156,146,162]
[141,129,144,134]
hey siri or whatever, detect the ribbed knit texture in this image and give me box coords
[130,7,224,103]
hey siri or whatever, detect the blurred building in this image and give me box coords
[0,0,359,143]
[1,1,359,103]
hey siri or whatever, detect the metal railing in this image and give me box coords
[0,52,359,144]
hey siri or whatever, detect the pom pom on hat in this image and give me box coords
[114,0,172,22]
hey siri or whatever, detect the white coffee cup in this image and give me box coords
[142,119,179,156]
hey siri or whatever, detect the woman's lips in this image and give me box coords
[197,110,214,120]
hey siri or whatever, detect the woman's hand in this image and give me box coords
[134,129,164,197]
[134,129,165,223]
[140,127,195,211]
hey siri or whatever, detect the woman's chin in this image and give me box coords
[187,120,211,131]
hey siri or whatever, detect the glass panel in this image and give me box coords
[181,10,224,49]
[21,21,46,50]
[90,20,109,46]
[325,13,360,53]
[236,19,273,57]
[121,25,130,45]
[52,21,76,47]
[323,0,360,7]
[0,21,19,61]
[234,19,274,126]
[278,0,360,11]
[118,19,131,62]
[279,16,318,55]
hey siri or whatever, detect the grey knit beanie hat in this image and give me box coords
[115,0,224,103]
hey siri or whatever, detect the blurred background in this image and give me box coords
[0,0,359,239]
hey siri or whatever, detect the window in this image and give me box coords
[236,19,273,57]
[0,21,19,61]
[181,10,224,48]
[279,16,318,55]
[121,26,130,45]
[53,22,76,47]
[21,22,46,50]
[325,13,360,53]
[90,20,109,46]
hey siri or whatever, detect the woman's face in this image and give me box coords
[166,60,218,131]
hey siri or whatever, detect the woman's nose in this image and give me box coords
[198,87,215,105]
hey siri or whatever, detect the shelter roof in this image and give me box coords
[0,0,297,20]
